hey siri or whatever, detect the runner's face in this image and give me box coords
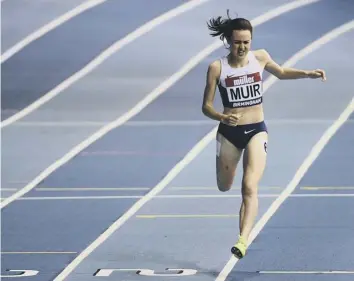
[229,30,252,60]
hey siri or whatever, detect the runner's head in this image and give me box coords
[207,10,252,60]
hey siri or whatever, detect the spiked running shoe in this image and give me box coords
[231,235,248,259]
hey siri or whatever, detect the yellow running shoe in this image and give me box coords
[231,235,248,259]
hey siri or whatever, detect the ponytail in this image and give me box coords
[207,10,253,42]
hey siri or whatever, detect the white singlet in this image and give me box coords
[218,51,265,108]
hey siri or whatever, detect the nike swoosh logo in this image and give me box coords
[244,129,255,134]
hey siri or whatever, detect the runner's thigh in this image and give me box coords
[216,132,243,190]
[243,132,268,188]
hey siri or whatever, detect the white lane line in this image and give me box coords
[215,20,354,281]
[9,121,108,127]
[283,194,354,197]
[259,271,354,274]
[301,186,354,190]
[0,0,210,128]
[9,120,215,127]
[158,194,354,198]
[48,2,322,279]
[32,186,279,191]
[136,214,239,218]
[2,194,354,201]
[1,0,108,63]
[157,195,278,199]
[9,185,349,194]
[0,0,321,211]
[9,119,346,127]
[10,196,143,200]
[170,186,281,190]
[35,187,150,191]
[1,251,77,254]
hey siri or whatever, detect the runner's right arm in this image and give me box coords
[202,61,227,121]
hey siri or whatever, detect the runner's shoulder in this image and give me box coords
[253,49,271,63]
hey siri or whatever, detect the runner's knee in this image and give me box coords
[242,176,258,197]
[216,161,235,192]
[217,176,233,192]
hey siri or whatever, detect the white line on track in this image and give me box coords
[1,194,354,201]
[1,0,108,63]
[1,251,77,254]
[35,187,150,191]
[216,20,354,281]
[9,118,345,127]
[46,1,324,279]
[0,0,322,211]
[33,186,281,191]
[301,186,354,190]
[8,186,348,193]
[169,186,282,190]
[0,0,210,128]
[259,271,354,274]
[8,121,108,127]
[136,214,240,218]
[9,120,215,127]
[146,194,354,198]
[7,196,143,200]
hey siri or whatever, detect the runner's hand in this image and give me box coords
[308,69,326,81]
[221,113,243,126]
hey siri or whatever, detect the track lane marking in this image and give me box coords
[2,194,354,201]
[259,271,354,274]
[1,251,77,254]
[136,214,239,218]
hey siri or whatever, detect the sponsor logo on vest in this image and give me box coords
[225,72,261,87]
[231,75,254,86]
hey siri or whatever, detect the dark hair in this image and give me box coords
[207,10,253,42]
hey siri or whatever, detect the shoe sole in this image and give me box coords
[231,246,244,259]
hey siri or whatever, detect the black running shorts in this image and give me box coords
[217,121,268,149]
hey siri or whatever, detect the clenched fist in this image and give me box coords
[307,69,326,81]
[221,113,243,126]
